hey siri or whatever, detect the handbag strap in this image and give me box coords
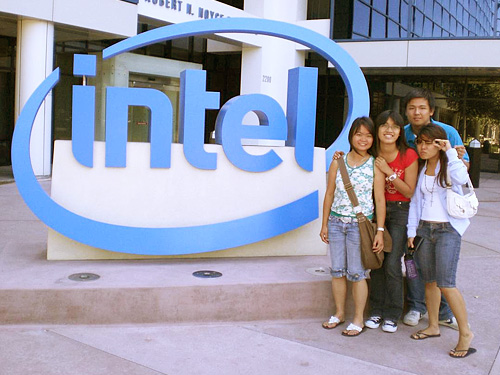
[337,156,366,222]
[445,168,475,192]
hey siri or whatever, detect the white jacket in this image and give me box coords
[407,148,470,237]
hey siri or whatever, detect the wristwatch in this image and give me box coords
[386,173,397,182]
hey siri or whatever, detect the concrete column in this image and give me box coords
[241,0,307,145]
[15,19,54,176]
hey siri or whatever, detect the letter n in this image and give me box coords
[105,87,173,168]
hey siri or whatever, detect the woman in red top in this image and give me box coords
[364,110,419,333]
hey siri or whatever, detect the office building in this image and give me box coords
[1,0,499,175]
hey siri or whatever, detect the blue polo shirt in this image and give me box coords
[404,120,470,162]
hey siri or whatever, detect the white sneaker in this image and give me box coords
[365,316,382,329]
[382,320,398,333]
[403,310,422,326]
[439,317,459,331]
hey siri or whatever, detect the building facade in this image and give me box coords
[309,0,500,173]
[1,0,500,175]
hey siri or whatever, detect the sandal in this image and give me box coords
[322,316,344,330]
[341,323,365,337]
[449,347,477,358]
[410,330,441,340]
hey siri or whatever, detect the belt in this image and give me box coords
[330,215,358,223]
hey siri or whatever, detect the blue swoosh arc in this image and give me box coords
[12,69,319,255]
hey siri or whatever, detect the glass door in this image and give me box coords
[128,73,180,143]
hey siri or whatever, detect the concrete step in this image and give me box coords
[0,242,337,324]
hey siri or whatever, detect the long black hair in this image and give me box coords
[416,123,449,187]
[348,116,377,157]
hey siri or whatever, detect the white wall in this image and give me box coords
[337,39,500,68]
[296,19,500,69]
[1,0,137,37]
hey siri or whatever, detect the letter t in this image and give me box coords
[179,70,220,170]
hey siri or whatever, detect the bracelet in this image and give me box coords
[385,173,397,182]
[377,227,385,232]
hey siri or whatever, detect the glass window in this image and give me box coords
[353,1,371,37]
[462,12,468,28]
[388,20,401,37]
[307,0,331,20]
[450,18,457,36]
[433,25,442,37]
[433,3,442,23]
[371,11,387,38]
[450,0,456,14]
[401,1,409,28]
[423,17,433,37]
[388,0,399,20]
[474,19,480,35]
[372,0,386,12]
[352,33,369,40]
[442,10,450,31]
[414,9,424,36]
[457,4,463,23]
[469,1,477,15]
[425,0,433,16]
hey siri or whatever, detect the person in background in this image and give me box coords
[364,110,418,333]
[320,117,386,337]
[407,123,475,358]
[402,87,468,330]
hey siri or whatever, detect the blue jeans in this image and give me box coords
[406,222,454,320]
[369,201,407,321]
[414,221,461,287]
[328,216,369,282]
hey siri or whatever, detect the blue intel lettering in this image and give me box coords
[71,54,318,172]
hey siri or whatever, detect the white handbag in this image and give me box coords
[446,171,478,219]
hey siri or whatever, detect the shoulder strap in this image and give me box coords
[446,168,475,191]
[337,156,360,208]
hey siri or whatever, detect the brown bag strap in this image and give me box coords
[337,156,366,222]
[337,155,359,206]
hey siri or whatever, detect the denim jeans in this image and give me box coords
[414,221,462,287]
[406,222,454,320]
[328,216,369,282]
[369,201,407,321]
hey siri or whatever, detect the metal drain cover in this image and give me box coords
[306,267,330,276]
[193,270,222,278]
[68,273,100,281]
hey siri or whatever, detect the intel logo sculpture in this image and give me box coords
[12,18,369,256]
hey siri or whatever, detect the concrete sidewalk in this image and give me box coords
[1,173,500,375]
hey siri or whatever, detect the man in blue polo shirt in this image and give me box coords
[404,88,469,165]
[402,87,468,331]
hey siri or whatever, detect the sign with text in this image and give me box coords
[12,18,369,256]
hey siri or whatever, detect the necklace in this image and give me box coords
[349,153,369,167]
[424,174,437,206]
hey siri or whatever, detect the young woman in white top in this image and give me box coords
[407,123,475,358]
[320,116,386,337]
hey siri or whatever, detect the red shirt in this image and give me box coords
[385,149,419,202]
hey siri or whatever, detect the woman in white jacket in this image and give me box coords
[407,123,475,358]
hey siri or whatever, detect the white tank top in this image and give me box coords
[421,174,449,222]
